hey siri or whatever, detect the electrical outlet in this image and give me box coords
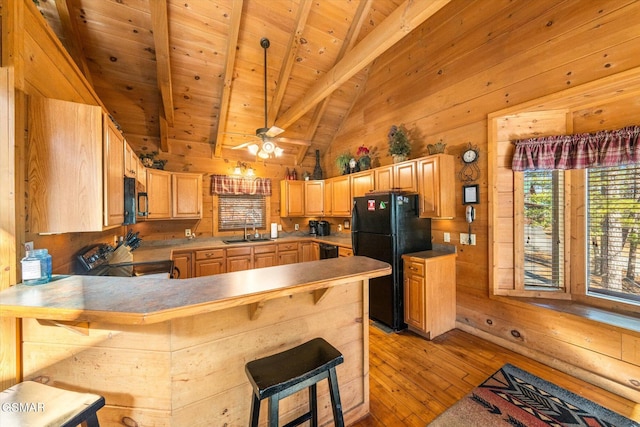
[185,229,192,237]
[338,224,342,232]
[25,241,34,252]
[443,232,450,243]
[278,224,282,231]
[460,233,476,245]
[294,224,299,231]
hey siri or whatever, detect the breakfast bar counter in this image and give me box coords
[0,256,390,426]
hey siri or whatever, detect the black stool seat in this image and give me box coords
[245,337,344,427]
[0,381,105,427]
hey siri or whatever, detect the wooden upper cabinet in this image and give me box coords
[137,158,147,189]
[394,160,418,193]
[417,154,455,218]
[329,176,351,217]
[124,143,137,178]
[103,117,125,227]
[172,173,202,219]
[304,180,324,216]
[280,180,305,217]
[146,169,172,219]
[27,97,122,233]
[350,170,374,198]
[374,166,394,191]
[324,179,333,216]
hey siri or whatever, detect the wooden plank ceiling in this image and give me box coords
[35,0,450,166]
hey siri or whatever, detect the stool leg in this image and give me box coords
[309,383,318,427]
[328,368,344,427]
[83,412,101,427]
[268,393,279,427]
[249,394,261,427]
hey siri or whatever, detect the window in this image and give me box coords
[218,195,266,232]
[587,164,640,303]
[523,171,565,290]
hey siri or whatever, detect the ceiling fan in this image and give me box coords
[230,37,311,158]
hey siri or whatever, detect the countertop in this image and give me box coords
[0,256,390,325]
[132,234,353,262]
[403,243,457,260]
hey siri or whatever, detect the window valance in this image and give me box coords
[211,175,272,196]
[511,125,640,171]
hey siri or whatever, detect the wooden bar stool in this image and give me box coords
[245,337,345,427]
[0,381,105,427]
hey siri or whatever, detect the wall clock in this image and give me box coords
[458,142,480,182]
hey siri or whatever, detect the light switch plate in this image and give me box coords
[25,241,34,252]
[443,232,450,242]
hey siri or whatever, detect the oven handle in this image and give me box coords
[137,192,149,217]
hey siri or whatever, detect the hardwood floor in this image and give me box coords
[350,324,640,426]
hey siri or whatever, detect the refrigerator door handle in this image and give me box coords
[351,200,359,254]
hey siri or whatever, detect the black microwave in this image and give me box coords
[123,177,148,225]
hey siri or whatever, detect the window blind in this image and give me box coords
[218,195,266,231]
[587,164,640,301]
[523,170,565,289]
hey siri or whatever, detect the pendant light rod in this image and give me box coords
[259,37,270,134]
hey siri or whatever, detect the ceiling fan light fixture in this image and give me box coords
[258,150,269,159]
[262,140,276,154]
[274,147,284,157]
[247,144,260,155]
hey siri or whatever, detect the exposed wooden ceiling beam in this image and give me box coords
[55,0,94,86]
[213,0,244,158]
[296,0,373,166]
[275,0,451,130]
[150,0,175,127]
[268,1,313,123]
[159,115,169,153]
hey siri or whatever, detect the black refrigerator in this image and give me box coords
[351,192,432,330]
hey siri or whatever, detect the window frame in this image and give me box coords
[213,194,271,237]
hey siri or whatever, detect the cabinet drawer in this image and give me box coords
[254,244,277,254]
[226,247,252,257]
[404,259,425,276]
[195,249,224,260]
[277,242,298,252]
[338,247,353,257]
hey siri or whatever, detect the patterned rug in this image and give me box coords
[429,364,639,427]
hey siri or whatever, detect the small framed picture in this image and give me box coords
[463,184,479,204]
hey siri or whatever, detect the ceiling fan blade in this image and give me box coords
[265,126,285,138]
[274,137,312,146]
[231,141,253,150]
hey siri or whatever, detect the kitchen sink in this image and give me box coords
[223,238,274,244]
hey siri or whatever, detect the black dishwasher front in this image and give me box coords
[319,243,338,259]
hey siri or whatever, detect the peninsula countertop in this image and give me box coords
[0,256,390,325]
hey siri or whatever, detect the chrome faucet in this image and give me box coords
[245,210,260,240]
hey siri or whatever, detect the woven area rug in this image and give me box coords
[429,363,639,427]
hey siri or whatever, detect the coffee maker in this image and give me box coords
[308,220,318,236]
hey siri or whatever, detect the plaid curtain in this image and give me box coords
[210,175,272,195]
[511,125,640,171]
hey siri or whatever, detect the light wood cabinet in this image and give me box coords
[402,252,457,340]
[278,242,299,265]
[304,180,324,216]
[394,160,418,192]
[27,97,124,233]
[350,170,375,198]
[326,175,351,217]
[254,244,277,268]
[417,154,455,218]
[226,247,253,272]
[280,180,305,217]
[137,158,147,189]
[338,247,353,257]
[171,251,193,279]
[124,142,137,178]
[195,249,225,277]
[299,241,318,262]
[172,173,202,219]
[374,166,394,191]
[146,169,172,219]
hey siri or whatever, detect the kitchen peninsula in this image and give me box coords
[0,257,390,426]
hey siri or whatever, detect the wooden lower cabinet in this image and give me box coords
[195,249,225,277]
[226,247,253,272]
[278,242,299,265]
[171,251,193,279]
[254,244,277,268]
[402,252,457,340]
[338,246,353,257]
[299,241,319,262]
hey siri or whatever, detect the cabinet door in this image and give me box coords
[304,180,324,216]
[280,181,305,217]
[28,97,104,233]
[300,242,315,262]
[103,117,125,227]
[417,155,455,218]
[254,252,277,269]
[324,179,333,216]
[171,252,192,279]
[136,158,147,189]
[351,170,374,198]
[278,250,299,265]
[227,256,253,272]
[405,271,426,330]
[172,173,202,218]
[374,166,394,191]
[124,143,137,178]
[331,176,351,217]
[147,169,172,219]
[394,160,417,192]
[196,259,225,276]
[338,247,353,257]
